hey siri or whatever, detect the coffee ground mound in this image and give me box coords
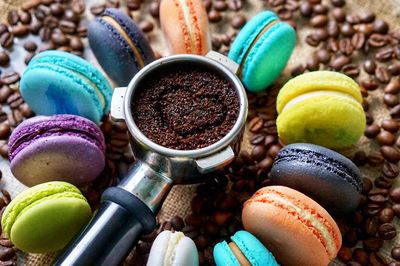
[132,66,239,150]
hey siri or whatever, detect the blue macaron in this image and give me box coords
[20,50,112,124]
[270,143,363,213]
[88,8,155,86]
[214,230,278,266]
[229,11,296,92]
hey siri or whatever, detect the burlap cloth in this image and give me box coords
[0,0,400,265]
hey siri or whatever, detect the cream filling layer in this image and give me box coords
[281,90,360,113]
[165,231,185,266]
[101,16,145,68]
[228,242,251,266]
[178,0,196,53]
[268,194,336,257]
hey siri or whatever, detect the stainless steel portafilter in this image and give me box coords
[53,51,248,266]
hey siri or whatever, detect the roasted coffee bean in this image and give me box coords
[388,64,400,76]
[332,8,345,22]
[353,248,369,265]
[364,124,380,138]
[299,2,313,17]
[250,134,265,145]
[251,145,266,161]
[368,152,384,167]
[313,4,328,14]
[170,216,184,231]
[339,38,353,55]
[358,24,374,37]
[70,37,83,51]
[379,208,395,223]
[51,32,69,46]
[316,49,331,64]
[394,204,400,218]
[310,15,328,27]
[378,223,396,240]
[248,117,263,133]
[139,20,154,33]
[369,33,388,47]
[7,10,19,26]
[330,55,350,70]
[59,20,76,34]
[346,14,361,25]
[34,5,51,21]
[382,162,399,178]
[373,19,389,34]
[71,0,85,14]
[1,72,19,85]
[384,94,399,107]
[19,10,32,24]
[353,151,367,166]
[149,2,160,18]
[384,81,400,94]
[228,0,242,11]
[391,187,400,202]
[374,175,393,189]
[331,0,345,7]
[338,246,353,262]
[0,52,10,67]
[363,59,377,74]
[306,56,320,71]
[277,7,292,20]
[341,23,355,37]
[376,130,396,145]
[231,15,246,29]
[362,78,378,91]
[39,27,51,41]
[343,228,358,247]
[49,3,64,16]
[381,146,400,163]
[363,238,383,252]
[392,247,400,261]
[214,1,228,11]
[370,252,389,266]
[342,64,359,78]
[327,38,339,52]
[90,4,105,15]
[7,93,23,109]
[11,25,29,37]
[381,119,399,132]
[208,10,222,23]
[77,25,87,37]
[0,247,15,261]
[352,32,365,50]
[391,104,400,119]
[0,32,14,49]
[23,41,37,52]
[375,67,391,83]
[306,34,320,47]
[376,47,394,62]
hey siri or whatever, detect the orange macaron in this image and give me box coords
[160,0,211,55]
[242,186,342,266]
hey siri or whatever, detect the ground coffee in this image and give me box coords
[132,65,239,150]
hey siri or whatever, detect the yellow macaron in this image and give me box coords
[276,71,366,149]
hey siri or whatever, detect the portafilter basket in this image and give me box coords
[54,51,248,266]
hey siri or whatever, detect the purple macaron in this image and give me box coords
[88,8,155,86]
[9,114,106,187]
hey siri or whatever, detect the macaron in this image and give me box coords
[1,181,92,253]
[146,230,199,266]
[213,230,278,266]
[9,114,106,187]
[228,11,296,92]
[160,0,211,55]
[276,71,366,149]
[88,8,155,86]
[270,143,362,213]
[20,50,112,124]
[242,186,342,266]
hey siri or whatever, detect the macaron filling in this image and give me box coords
[101,15,145,68]
[165,231,185,265]
[175,0,203,53]
[281,90,361,113]
[228,242,251,266]
[237,19,279,77]
[250,189,340,259]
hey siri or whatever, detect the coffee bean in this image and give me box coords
[34,5,51,21]
[277,7,292,20]
[39,27,51,41]
[380,146,400,163]
[341,23,355,37]
[228,0,242,11]
[384,94,399,107]
[365,124,380,138]
[373,19,389,34]
[316,49,331,64]
[71,0,85,14]
[70,37,83,51]
[300,2,313,17]
[353,248,369,265]
[330,55,350,70]
[90,4,105,15]
[51,32,69,46]
[391,104,400,119]
[0,247,15,261]
[382,162,399,179]
[1,72,19,85]
[342,64,359,78]
[312,4,327,14]
[332,8,345,22]
[381,119,399,132]
[306,34,320,47]
[208,10,222,23]
[391,187,400,202]
[376,47,394,62]
[214,1,228,11]
[379,208,394,223]
[368,152,384,167]
[59,20,76,34]
[0,52,10,67]
[139,21,154,33]
[327,38,339,52]
[352,32,365,50]
[310,15,328,27]
[394,204,400,218]
[369,33,388,47]
[306,56,320,71]
[363,238,383,252]
[375,66,391,83]
[388,64,400,76]
[338,246,353,262]
[0,32,14,49]
[346,14,361,25]
[231,14,246,30]
[331,0,345,7]
[343,228,358,247]
[363,59,377,74]
[392,247,400,261]
[248,117,263,133]
[170,216,184,231]
[19,10,32,24]
[358,24,374,37]
[376,130,396,145]
[7,10,19,26]
[378,223,396,240]
[370,252,389,266]
[149,2,160,18]
[77,25,87,37]
[29,20,43,35]
[251,145,266,162]
[23,41,37,52]
[22,0,41,11]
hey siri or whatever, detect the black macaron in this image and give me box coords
[270,143,362,213]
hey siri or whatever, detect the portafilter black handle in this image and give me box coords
[53,162,173,266]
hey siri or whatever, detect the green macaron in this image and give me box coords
[1,181,92,253]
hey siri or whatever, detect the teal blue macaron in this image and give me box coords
[20,51,112,124]
[213,230,279,266]
[229,11,296,92]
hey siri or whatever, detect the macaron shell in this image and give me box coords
[10,136,105,186]
[88,8,155,86]
[276,94,366,149]
[276,71,362,113]
[232,230,278,266]
[146,230,170,266]
[20,65,103,123]
[160,0,211,55]
[271,143,362,213]
[242,186,342,266]
[172,236,198,266]
[213,241,240,266]
[241,21,295,92]
[10,197,91,253]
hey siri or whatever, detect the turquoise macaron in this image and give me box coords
[228,11,296,92]
[213,230,279,266]
[20,51,113,124]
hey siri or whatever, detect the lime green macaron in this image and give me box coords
[1,181,92,253]
[276,71,366,149]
